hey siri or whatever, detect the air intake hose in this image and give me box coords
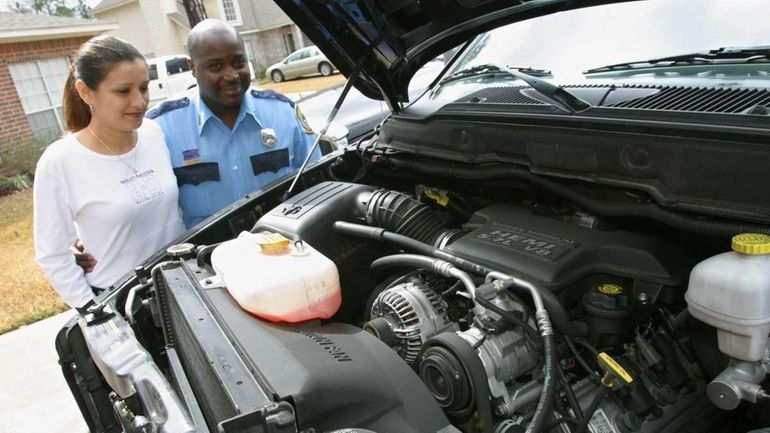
[362,189,448,246]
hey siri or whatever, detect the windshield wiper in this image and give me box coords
[584,45,770,74]
[438,64,552,85]
[441,63,589,113]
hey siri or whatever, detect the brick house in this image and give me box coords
[0,12,117,154]
[91,0,310,76]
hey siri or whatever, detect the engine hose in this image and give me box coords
[384,157,770,237]
[565,336,602,382]
[334,221,587,337]
[491,277,588,338]
[370,254,478,299]
[556,365,584,419]
[573,386,611,433]
[498,334,557,433]
[362,189,449,245]
[475,295,541,348]
[545,415,580,430]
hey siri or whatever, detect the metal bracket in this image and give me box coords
[218,401,296,433]
[199,274,224,290]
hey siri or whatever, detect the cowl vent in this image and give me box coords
[456,84,770,115]
[608,86,770,114]
[458,86,545,105]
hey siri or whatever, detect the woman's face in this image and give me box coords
[82,59,150,131]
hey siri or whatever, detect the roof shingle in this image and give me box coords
[0,11,108,31]
[90,0,135,14]
[245,0,292,30]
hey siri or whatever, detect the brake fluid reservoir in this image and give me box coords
[211,231,341,323]
[686,233,770,361]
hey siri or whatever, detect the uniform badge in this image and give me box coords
[182,148,203,166]
[261,128,277,147]
[295,105,314,135]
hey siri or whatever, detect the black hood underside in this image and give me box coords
[273,0,634,107]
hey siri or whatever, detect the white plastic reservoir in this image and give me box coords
[211,231,341,323]
[686,233,770,362]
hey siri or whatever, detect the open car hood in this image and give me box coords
[273,0,633,108]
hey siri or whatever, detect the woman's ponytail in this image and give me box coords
[62,63,91,133]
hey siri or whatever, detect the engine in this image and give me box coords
[245,181,721,433]
[93,177,770,433]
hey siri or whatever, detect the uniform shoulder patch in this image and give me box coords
[146,97,190,119]
[295,105,314,135]
[250,89,295,108]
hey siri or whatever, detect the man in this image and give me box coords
[76,19,320,271]
[147,18,320,228]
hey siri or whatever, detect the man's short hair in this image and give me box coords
[187,19,244,59]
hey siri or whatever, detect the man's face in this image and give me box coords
[190,32,251,109]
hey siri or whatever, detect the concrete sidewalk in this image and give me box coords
[0,311,88,433]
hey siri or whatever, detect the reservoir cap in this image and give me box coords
[255,231,291,255]
[732,233,770,255]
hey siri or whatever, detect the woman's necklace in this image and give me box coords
[87,127,139,176]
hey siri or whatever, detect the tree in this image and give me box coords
[7,1,31,13]
[74,0,89,18]
[181,0,207,27]
[6,0,83,18]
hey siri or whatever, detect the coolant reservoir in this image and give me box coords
[211,231,341,323]
[686,233,770,361]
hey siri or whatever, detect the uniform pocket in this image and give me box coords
[173,162,220,186]
[250,148,290,175]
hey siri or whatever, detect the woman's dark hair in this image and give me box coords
[62,35,144,132]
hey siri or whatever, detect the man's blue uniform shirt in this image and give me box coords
[147,88,320,228]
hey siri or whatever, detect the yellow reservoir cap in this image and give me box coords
[254,231,291,255]
[732,233,770,255]
[598,284,623,295]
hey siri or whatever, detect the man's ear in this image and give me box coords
[74,79,93,107]
[188,58,196,78]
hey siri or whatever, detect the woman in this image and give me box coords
[34,36,183,313]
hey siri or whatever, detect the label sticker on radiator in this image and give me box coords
[474,222,576,262]
[589,408,619,433]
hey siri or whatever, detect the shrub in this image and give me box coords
[0,137,50,175]
[0,136,53,196]
[0,174,29,195]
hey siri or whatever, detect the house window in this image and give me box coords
[218,0,242,26]
[8,57,70,141]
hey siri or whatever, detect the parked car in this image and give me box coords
[57,1,770,433]
[266,45,336,82]
[146,55,197,104]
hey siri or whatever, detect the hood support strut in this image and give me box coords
[284,61,364,200]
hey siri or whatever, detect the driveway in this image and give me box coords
[0,311,87,433]
[255,73,345,101]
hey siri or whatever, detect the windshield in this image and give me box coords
[450,0,770,81]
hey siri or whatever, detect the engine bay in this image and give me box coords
[71,148,770,433]
[113,175,770,433]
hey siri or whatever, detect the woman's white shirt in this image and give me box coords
[33,119,184,309]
